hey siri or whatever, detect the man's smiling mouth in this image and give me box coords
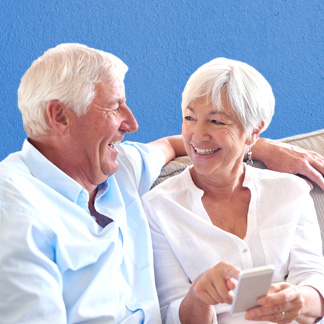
[108,141,121,147]
[108,142,121,153]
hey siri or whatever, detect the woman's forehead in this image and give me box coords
[187,94,231,112]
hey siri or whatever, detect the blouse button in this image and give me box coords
[243,248,248,253]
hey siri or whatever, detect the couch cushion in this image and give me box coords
[153,129,324,251]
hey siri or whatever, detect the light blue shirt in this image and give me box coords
[0,139,165,324]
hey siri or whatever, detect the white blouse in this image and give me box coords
[142,165,324,324]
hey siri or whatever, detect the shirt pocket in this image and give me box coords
[259,222,295,281]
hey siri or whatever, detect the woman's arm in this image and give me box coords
[296,286,324,324]
[143,197,196,323]
[246,187,324,323]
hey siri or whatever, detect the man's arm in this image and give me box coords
[150,135,324,190]
[149,135,187,165]
[0,208,67,323]
[252,137,324,190]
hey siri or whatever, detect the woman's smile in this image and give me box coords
[191,144,221,155]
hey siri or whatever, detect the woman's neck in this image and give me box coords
[190,163,246,200]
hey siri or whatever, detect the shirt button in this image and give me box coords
[243,248,248,253]
[80,192,88,202]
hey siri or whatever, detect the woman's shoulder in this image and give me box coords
[142,166,192,201]
[246,165,311,194]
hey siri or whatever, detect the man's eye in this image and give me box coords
[184,116,194,121]
[105,105,119,112]
[110,102,128,112]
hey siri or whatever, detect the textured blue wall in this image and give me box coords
[1,1,323,160]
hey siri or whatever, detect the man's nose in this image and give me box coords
[120,105,139,133]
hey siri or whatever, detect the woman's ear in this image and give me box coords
[245,121,265,146]
[46,100,70,135]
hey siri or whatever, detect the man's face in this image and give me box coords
[67,80,138,187]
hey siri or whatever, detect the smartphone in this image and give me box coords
[230,265,275,315]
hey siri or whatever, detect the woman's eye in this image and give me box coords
[184,116,194,121]
[211,120,224,125]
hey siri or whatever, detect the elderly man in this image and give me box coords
[0,43,323,324]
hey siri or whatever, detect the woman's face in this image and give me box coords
[182,93,249,178]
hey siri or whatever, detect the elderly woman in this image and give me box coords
[142,58,324,324]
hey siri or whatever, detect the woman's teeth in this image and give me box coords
[194,147,219,155]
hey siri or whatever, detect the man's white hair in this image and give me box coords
[181,57,275,137]
[18,43,128,137]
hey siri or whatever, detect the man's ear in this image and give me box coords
[46,100,70,135]
[245,121,265,146]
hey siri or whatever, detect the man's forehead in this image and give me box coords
[96,79,125,90]
[95,80,125,98]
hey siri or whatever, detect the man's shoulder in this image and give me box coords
[116,141,165,190]
[0,151,30,179]
[117,141,163,161]
[0,151,48,208]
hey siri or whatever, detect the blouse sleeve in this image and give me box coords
[287,190,324,301]
[142,198,188,323]
[142,195,217,324]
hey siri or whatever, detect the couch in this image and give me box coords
[153,129,324,252]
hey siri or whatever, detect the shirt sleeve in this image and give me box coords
[287,190,324,306]
[0,205,67,324]
[116,141,166,196]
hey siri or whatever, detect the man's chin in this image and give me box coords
[104,162,119,178]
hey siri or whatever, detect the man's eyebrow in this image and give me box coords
[106,98,126,106]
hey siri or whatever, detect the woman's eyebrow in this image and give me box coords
[185,106,229,117]
[209,111,228,117]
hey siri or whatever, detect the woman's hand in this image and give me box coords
[179,262,240,324]
[253,138,324,190]
[245,283,324,324]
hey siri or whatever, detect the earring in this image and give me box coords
[246,147,253,166]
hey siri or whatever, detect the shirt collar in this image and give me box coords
[20,139,126,226]
[20,139,85,203]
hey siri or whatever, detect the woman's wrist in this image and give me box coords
[179,287,215,324]
[297,285,324,323]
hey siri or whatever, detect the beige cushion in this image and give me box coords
[153,129,324,251]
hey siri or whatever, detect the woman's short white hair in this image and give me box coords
[18,43,128,137]
[181,57,275,137]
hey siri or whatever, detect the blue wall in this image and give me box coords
[1,1,323,160]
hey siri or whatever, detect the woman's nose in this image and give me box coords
[192,123,210,141]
